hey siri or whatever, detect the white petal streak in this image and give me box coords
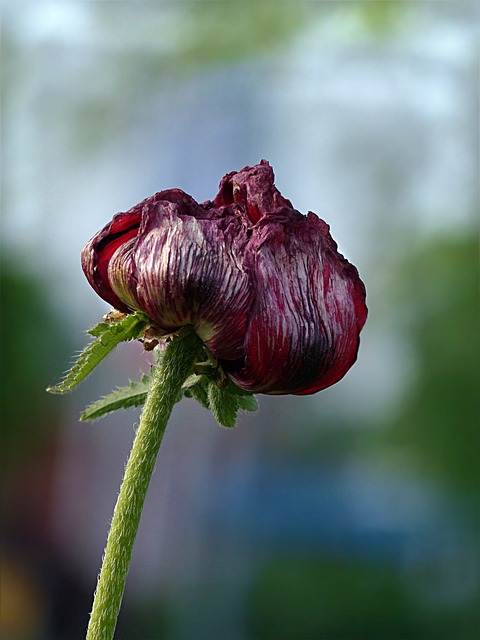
[133,213,251,360]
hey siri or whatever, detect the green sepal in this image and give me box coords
[205,379,257,428]
[73,326,259,426]
[184,376,211,410]
[207,382,238,428]
[80,372,258,426]
[47,313,148,394]
[235,393,259,412]
[181,373,204,390]
[81,375,151,422]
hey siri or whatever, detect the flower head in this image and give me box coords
[82,160,367,394]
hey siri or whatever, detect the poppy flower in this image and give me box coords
[82,160,367,394]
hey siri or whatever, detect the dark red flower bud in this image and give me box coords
[82,160,367,394]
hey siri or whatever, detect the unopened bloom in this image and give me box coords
[82,161,367,394]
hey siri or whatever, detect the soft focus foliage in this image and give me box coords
[385,235,479,496]
[249,557,472,640]
[0,257,70,467]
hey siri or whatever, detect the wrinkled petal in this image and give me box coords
[82,210,141,313]
[213,159,292,224]
[82,160,367,395]
[81,190,175,312]
[83,190,253,360]
[223,210,367,394]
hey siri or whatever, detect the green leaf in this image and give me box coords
[183,375,258,426]
[185,377,211,410]
[222,378,258,412]
[182,373,204,389]
[86,322,110,338]
[81,375,151,421]
[207,382,240,428]
[235,394,259,412]
[47,313,148,394]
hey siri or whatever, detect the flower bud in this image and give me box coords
[82,161,367,394]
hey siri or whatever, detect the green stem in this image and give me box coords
[86,327,203,640]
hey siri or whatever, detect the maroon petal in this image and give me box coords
[212,159,292,224]
[82,161,367,395]
[82,212,140,313]
[224,210,367,394]
[81,191,173,311]
[103,196,253,360]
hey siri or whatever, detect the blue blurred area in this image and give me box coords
[213,462,442,561]
[1,2,478,639]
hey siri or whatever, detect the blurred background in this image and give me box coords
[1,1,479,639]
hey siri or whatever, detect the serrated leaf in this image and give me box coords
[187,377,211,410]
[207,382,239,428]
[223,379,258,412]
[86,322,110,338]
[235,394,259,412]
[182,375,258,424]
[182,373,203,389]
[80,375,151,421]
[47,313,148,394]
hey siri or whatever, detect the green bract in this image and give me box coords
[48,311,258,428]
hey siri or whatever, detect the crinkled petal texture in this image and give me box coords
[82,160,367,395]
[82,190,252,360]
[222,210,367,394]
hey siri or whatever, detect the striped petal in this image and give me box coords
[81,161,367,395]
[223,211,367,394]
[83,190,253,361]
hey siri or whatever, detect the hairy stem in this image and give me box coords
[86,328,203,640]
